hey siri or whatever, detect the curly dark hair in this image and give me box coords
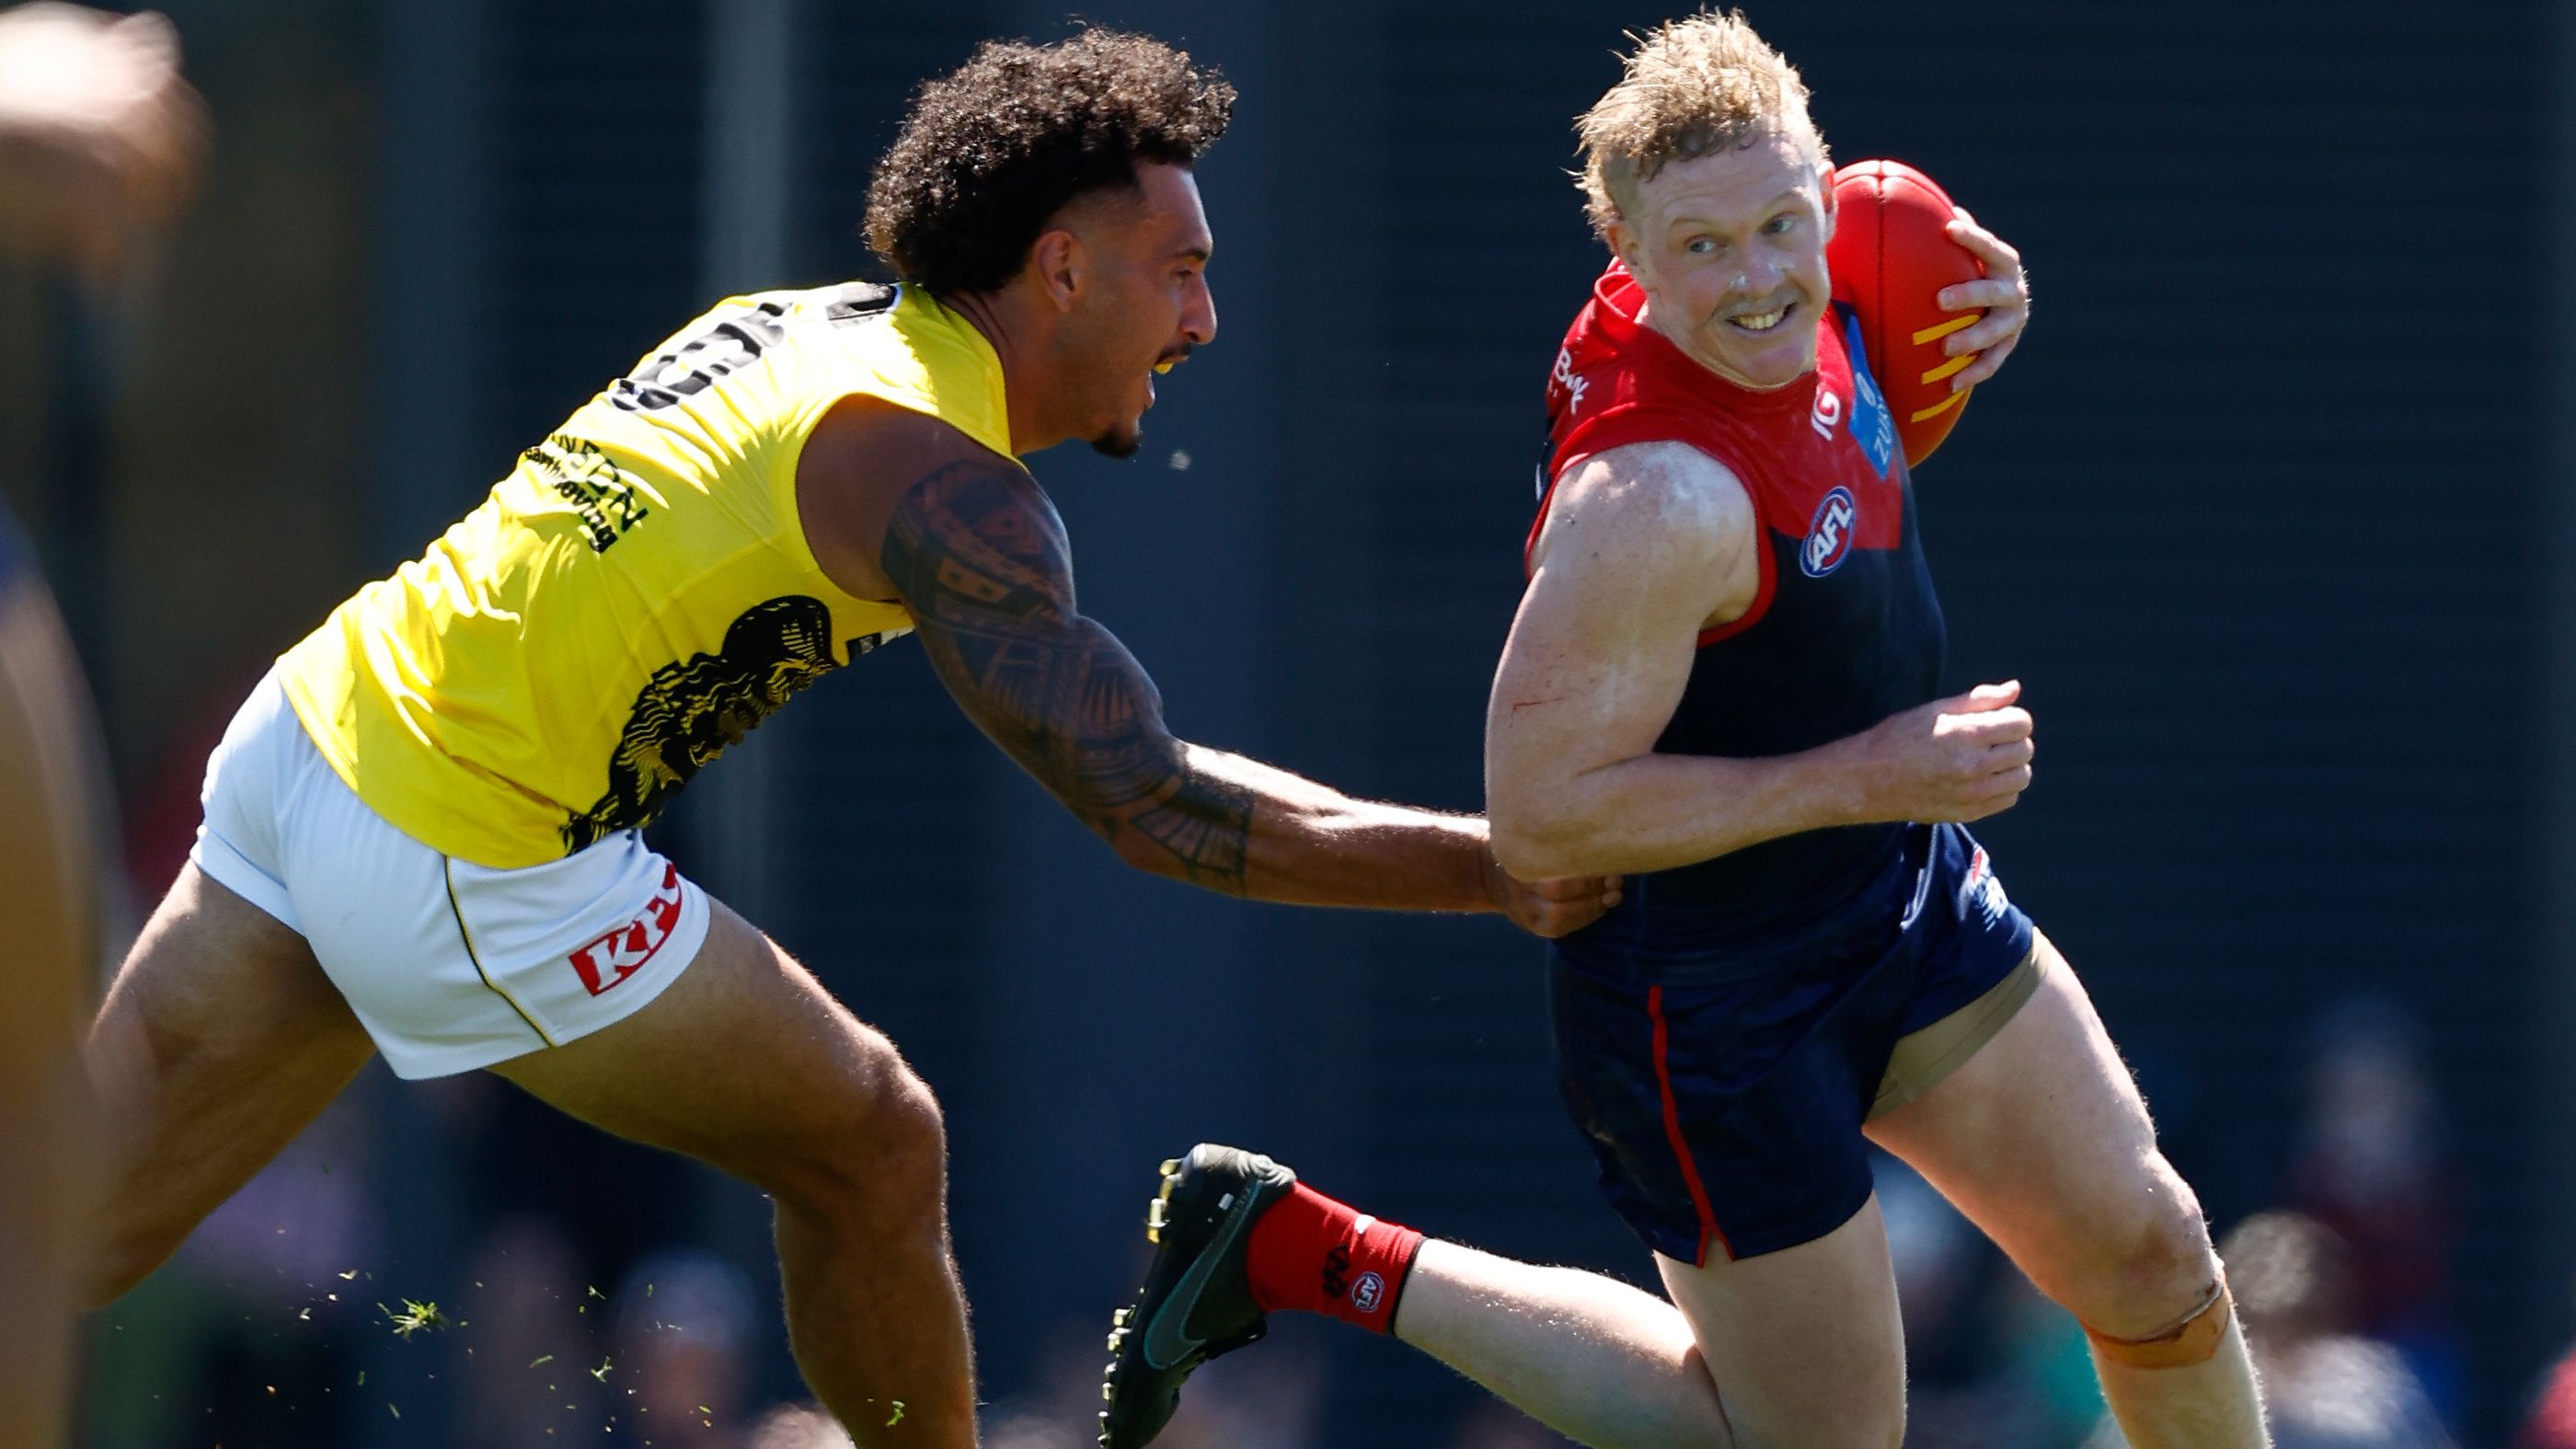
[864,29,1236,297]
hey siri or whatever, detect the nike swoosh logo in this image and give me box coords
[1140,1188,1262,1371]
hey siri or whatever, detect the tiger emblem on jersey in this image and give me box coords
[560,596,847,852]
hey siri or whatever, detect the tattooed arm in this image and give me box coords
[850,444,1604,929]
[877,450,1442,903]
[792,399,1615,929]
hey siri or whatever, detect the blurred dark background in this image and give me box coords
[6,0,2570,1444]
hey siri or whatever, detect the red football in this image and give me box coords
[1826,159,1985,467]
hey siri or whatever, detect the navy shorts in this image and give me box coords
[1549,822,2035,1264]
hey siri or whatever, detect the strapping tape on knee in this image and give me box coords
[2082,1277,2231,1370]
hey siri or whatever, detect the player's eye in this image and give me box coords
[1685,236,1718,255]
[1765,213,1798,236]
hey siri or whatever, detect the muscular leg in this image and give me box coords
[83,864,377,1303]
[1654,1196,1907,1449]
[1387,1196,1903,1449]
[1865,935,2267,1449]
[489,899,973,1449]
[1391,1240,1733,1448]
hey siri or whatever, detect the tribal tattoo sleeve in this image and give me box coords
[881,456,1255,893]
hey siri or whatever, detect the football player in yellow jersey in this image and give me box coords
[75,29,1616,1447]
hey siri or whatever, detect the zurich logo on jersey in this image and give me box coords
[1800,487,1858,578]
[1842,311,1897,478]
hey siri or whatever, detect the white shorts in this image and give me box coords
[190,669,713,1080]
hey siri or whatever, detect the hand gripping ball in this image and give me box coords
[1825,159,1984,467]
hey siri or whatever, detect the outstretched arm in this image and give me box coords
[880,448,1612,932]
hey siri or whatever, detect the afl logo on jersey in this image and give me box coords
[1800,487,1858,578]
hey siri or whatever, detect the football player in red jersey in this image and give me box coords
[1107,14,2265,1449]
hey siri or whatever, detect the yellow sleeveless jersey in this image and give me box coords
[278,282,1012,868]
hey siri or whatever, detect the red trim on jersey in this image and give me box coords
[1649,985,1731,1265]
[1535,261,1846,650]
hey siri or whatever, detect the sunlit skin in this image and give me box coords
[1606,129,1834,392]
[1607,127,2032,394]
[946,160,1216,458]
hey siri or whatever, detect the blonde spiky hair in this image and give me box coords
[1576,9,1829,238]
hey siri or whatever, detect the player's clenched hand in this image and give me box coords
[1935,208,2029,392]
[1481,853,1622,938]
[1850,680,2034,823]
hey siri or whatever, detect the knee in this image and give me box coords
[863,1063,949,1195]
[759,1039,948,1222]
[2051,1156,2220,1337]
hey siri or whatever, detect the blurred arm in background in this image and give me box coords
[0,3,203,288]
[0,6,201,1445]
[0,523,109,1449]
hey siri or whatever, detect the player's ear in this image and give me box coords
[1604,217,1641,276]
[1029,228,1086,312]
[1818,162,1837,243]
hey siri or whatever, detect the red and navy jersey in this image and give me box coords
[1533,261,1945,942]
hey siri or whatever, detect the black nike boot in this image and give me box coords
[1098,1144,1299,1449]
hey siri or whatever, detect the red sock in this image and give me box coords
[1246,1181,1424,1334]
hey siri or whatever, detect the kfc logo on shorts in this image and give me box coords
[1351,1271,1387,1315]
[568,863,685,996]
[1800,487,1858,578]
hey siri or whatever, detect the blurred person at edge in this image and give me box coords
[456,1214,594,1449]
[0,4,203,287]
[754,1404,861,1449]
[987,1316,1321,1449]
[2287,995,2461,1418]
[0,6,202,1449]
[615,1248,762,1443]
[2222,1212,2451,1449]
[2522,1280,2576,1449]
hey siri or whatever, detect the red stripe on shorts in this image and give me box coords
[1649,984,1731,1264]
